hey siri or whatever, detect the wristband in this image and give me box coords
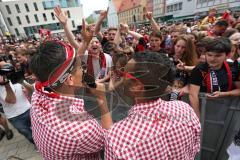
[0,80,9,86]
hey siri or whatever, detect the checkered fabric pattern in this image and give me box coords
[104,98,201,159]
[31,90,104,160]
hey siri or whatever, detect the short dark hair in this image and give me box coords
[29,41,66,82]
[131,51,176,99]
[15,48,27,56]
[102,42,117,54]
[206,37,231,54]
[108,27,117,32]
[149,31,162,40]
[223,28,238,38]
[215,20,228,27]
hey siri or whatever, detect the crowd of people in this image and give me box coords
[0,5,240,160]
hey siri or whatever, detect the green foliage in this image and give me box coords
[86,16,94,24]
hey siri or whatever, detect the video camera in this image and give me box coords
[0,55,24,85]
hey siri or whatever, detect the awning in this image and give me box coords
[173,15,195,21]
[160,15,173,22]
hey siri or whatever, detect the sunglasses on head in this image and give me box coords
[125,52,133,56]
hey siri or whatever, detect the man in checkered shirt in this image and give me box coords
[29,21,112,159]
[104,51,201,159]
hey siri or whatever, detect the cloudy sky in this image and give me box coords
[81,0,109,17]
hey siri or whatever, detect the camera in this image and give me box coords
[0,55,24,84]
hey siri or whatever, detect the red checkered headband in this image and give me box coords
[39,41,76,88]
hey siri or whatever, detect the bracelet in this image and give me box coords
[0,80,9,86]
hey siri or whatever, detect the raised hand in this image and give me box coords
[99,7,109,20]
[81,19,94,44]
[54,6,68,26]
[120,23,129,33]
[143,7,153,20]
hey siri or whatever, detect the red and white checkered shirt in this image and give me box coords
[30,90,104,160]
[104,98,201,159]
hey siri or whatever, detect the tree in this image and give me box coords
[86,15,94,24]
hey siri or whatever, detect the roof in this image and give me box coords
[112,0,122,13]
[118,0,143,13]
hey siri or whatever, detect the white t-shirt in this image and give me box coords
[187,27,191,33]
[83,51,112,80]
[0,82,31,119]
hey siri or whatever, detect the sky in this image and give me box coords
[81,0,109,18]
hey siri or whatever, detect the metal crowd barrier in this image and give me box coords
[198,94,240,160]
[181,94,240,160]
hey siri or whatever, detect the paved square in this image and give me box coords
[0,124,42,160]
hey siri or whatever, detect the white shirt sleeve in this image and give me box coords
[0,85,6,103]
[104,53,113,77]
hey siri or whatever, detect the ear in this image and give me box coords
[64,74,74,86]
[129,81,144,96]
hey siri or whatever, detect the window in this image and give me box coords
[51,12,55,20]
[16,16,22,25]
[72,20,75,28]
[34,14,39,22]
[66,0,76,7]
[24,23,63,36]
[74,0,81,7]
[33,2,38,11]
[170,5,173,12]
[174,4,178,11]
[24,3,30,12]
[133,15,136,22]
[42,0,55,10]
[15,28,20,36]
[43,13,47,21]
[5,5,11,14]
[179,2,182,10]
[15,4,21,13]
[60,0,68,8]
[7,17,13,26]
[26,15,30,24]
[67,11,71,18]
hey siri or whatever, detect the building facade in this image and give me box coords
[0,10,9,36]
[108,0,122,27]
[195,0,240,16]
[0,0,83,38]
[153,0,166,22]
[164,0,196,21]
[118,0,150,26]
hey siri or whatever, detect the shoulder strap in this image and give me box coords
[204,69,212,93]
[224,61,233,91]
